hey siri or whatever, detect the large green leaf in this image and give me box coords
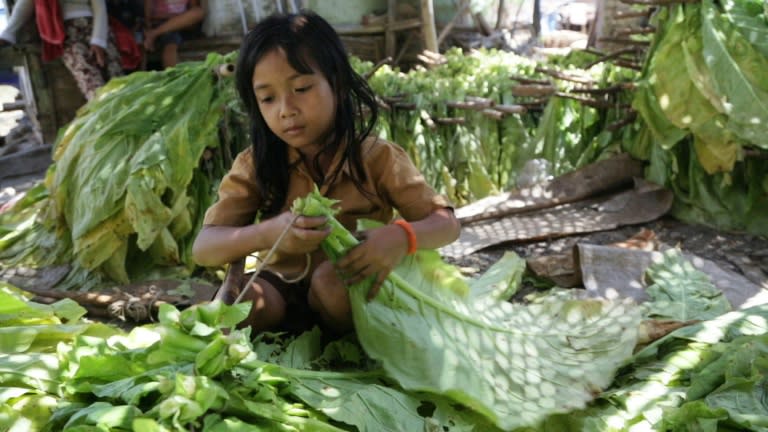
[701,0,768,149]
[351,278,640,429]
[649,4,741,173]
[46,52,244,282]
[643,249,732,321]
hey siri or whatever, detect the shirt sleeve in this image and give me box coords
[203,148,263,226]
[0,0,35,44]
[367,138,452,221]
[89,0,109,47]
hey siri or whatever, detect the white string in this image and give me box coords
[234,214,300,304]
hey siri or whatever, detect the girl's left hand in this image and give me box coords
[336,224,409,300]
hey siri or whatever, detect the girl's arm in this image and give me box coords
[335,207,460,296]
[193,212,330,267]
[407,207,461,250]
[146,0,204,37]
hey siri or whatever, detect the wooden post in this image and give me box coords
[420,0,439,52]
[386,0,397,58]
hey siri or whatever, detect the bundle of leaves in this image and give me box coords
[354,48,636,206]
[629,0,768,234]
[0,52,249,290]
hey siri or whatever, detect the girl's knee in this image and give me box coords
[241,278,286,332]
[308,262,352,331]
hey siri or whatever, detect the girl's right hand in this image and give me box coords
[272,211,329,255]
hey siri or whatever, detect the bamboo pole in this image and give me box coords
[421,0,439,52]
[386,0,397,58]
[437,0,471,46]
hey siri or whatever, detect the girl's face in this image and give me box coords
[251,48,337,159]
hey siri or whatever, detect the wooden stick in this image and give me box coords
[614,60,643,70]
[421,0,439,52]
[481,108,504,120]
[393,101,417,110]
[615,27,656,37]
[598,37,651,46]
[447,101,483,110]
[363,56,393,80]
[554,92,615,109]
[614,10,653,19]
[375,96,391,111]
[606,112,638,132]
[437,0,471,46]
[495,104,527,114]
[466,95,495,106]
[535,66,595,84]
[510,84,556,97]
[585,47,644,68]
[510,75,551,85]
[620,0,699,5]
[434,116,467,125]
[382,94,407,103]
[570,82,636,94]
[20,286,190,307]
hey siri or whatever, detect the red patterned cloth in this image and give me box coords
[109,16,141,70]
[35,0,66,61]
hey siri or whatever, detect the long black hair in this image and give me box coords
[235,11,379,217]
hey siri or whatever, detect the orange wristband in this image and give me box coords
[393,219,417,255]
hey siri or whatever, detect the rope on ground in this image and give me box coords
[107,285,160,322]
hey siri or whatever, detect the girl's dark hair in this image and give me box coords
[235,11,379,217]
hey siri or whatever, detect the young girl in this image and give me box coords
[192,11,460,334]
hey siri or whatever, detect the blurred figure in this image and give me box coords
[106,0,143,71]
[143,0,203,69]
[0,0,123,100]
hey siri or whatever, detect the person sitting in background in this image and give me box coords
[106,0,143,72]
[143,0,203,69]
[0,0,123,101]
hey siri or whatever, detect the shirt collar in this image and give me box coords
[286,141,352,182]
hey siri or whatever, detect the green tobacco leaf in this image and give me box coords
[0,354,61,394]
[467,251,524,306]
[633,304,768,362]
[701,0,768,148]
[249,331,499,432]
[722,0,768,57]
[649,4,741,173]
[47,53,242,282]
[290,376,433,432]
[61,401,141,430]
[643,249,732,321]
[352,281,640,430]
